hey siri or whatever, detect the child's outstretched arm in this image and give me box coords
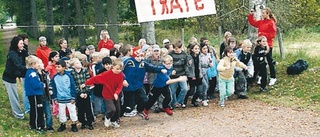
[166,76,187,85]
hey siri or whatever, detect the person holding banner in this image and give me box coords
[248,7,277,86]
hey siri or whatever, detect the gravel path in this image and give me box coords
[64,99,320,137]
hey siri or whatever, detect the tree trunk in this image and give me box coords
[75,0,86,46]
[45,0,54,45]
[94,0,105,41]
[141,22,155,45]
[106,0,119,43]
[30,0,39,38]
[62,0,70,41]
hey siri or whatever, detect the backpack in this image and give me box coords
[286,59,308,75]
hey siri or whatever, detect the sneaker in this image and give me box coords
[202,100,209,106]
[192,102,200,107]
[80,124,86,129]
[138,111,149,120]
[57,123,66,132]
[88,124,94,130]
[153,107,161,113]
[220,100,225,107]
[238,95,248,99]
[174,103,181,108]
[181,104,186,108]
[259,87,267,92]
[71,124,78,132]
[104,118,111,127]
[257,76,261,85]
[162,107,173,115]
[46,126,55,132]
[269,78,277,86]
[110,121,120,128]
[123,111,136,117]
[196,98,202,102]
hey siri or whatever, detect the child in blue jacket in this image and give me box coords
[51,60,78,132]
[24,55,45,132]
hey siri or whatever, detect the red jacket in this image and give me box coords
[248,14,277,47]
[84,70,123,100]
[35,45,52,68]
[97,39,114,51]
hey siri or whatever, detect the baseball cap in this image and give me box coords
[87,45,95,50]
[163,39,170,45]
[132,47,143,58]
[153,44,160,51]
[141,44,150,52]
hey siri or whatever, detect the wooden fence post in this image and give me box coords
[277,27,285,59]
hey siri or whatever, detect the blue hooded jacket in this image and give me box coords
[51,71,77,103]
[24,68,44,96]
[122,57,163,92]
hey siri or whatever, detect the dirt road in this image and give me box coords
[64,99,319,137]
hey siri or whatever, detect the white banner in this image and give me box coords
[135,0,216,22]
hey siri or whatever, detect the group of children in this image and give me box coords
[22,29,277,133]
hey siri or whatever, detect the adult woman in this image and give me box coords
[2,36,27,119]
[58,38,72,58]
[248,7,277,86]
[97,30,114,51]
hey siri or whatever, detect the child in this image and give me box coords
[217,47,247,107]
[252,36,269,92]
[169,39,190,109]
[81,58,124,128]
[45,51,62,118]
[234,39,254,99]
[51,60,78,132]
[37,58,54,132]
[185,43,208,107]
[122,47,165,120]
[24,55,45,132]
[144,55,187,116]
[146,45,163,113]
[70,58,94,130]
[93,57,112,120]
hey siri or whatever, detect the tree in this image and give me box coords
[45,0,54,45]
[94,0,105,41]
[106,0,119,43]
[30,0,39,38]
[62,0,70,41]
[141,22,155,44]
[75,0,86,46]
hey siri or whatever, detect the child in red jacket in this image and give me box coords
[81,58,124,128]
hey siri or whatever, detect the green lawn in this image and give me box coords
[0,28,319,136]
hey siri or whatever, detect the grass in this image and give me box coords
[1,27,320,136]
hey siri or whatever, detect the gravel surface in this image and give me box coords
[66,98,320,137]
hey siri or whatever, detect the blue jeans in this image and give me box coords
[169,81,188,106]
[21,78,30,114]
[43,100,53,128]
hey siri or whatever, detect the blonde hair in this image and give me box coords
[263,7,277,23]
[162,55,173,63]
[109,56,117,63]
[69,58,80,67]
[26,55,40,69]
[100,30,110,39]
[113,58,123,67]
[160,48,168,57]
[241,39,252,48]
[138,39,146,46]
[99,48,110,58]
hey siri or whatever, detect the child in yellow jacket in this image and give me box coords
[217,47,247,107]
